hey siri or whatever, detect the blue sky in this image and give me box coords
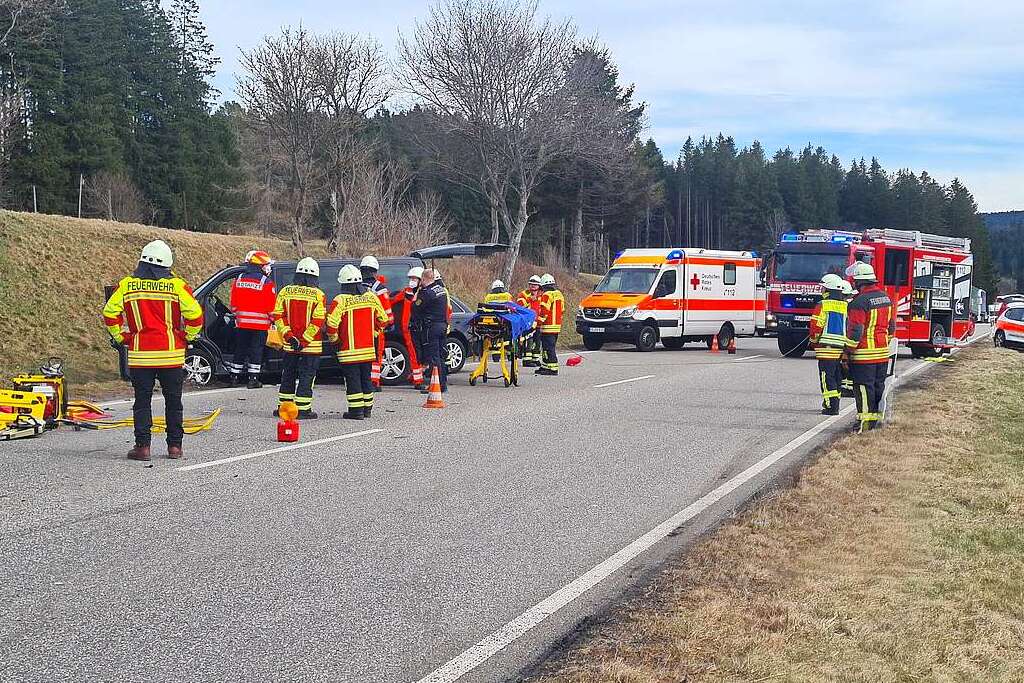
[196,0,1024,211]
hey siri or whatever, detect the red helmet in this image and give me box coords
[247,250,273,266]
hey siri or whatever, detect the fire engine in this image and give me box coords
[576,248,762,351]
[764,228,974,358]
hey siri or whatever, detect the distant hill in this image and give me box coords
[982,211,1024,233]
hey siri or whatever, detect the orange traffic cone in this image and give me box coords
[710,334,720,353]
[423,366,445,409]
[727,336,737,354]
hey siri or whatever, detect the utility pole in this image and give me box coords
[77,174,83,218]
[32,185,37,213]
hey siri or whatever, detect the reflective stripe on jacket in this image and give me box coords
[484,292,513,304]
[271,285,326,355]
[846,284,896,364]
[230,272,276,330]
[809,295,849,360]
[102,275,203,368]
[538,289,565,333]
[326,291,388,364]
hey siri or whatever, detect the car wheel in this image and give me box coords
[777,332,809,358]
[635,324,658,352]
[381,342,410,386]
[994,330,1006,348]
[661,336,684,350]
[445,337,467,374]
[183,348,215,387]
[582,334,604,351]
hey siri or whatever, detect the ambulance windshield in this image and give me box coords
[596,267,660,294]
[774,252,848,283]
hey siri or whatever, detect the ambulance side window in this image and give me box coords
[653,270,676,297]
[723,262,737,286]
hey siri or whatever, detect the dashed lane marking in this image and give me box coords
[176,429,383,472]
[593,375,655,389]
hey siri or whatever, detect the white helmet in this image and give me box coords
[528,275,542,286]
[295,257,319,277]
[491,279,506,290]
[840,281,857,296]
[540,273,555,286]
[337,264,362,284]
[846,261,876,281]
[140,240,173,267]
[820,273,845,291]
[359,255,379,271]
[407,266,424,279]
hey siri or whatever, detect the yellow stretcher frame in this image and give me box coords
[469,337,519,387]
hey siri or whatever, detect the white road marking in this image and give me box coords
[419,344,981,682]
[176,429,383,472]
[732,354,764,362]
[101,385,249,408]
[593,375,655,389]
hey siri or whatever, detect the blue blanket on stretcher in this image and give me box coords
[471,302,537,341]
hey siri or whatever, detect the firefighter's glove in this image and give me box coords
[288,337,303,352]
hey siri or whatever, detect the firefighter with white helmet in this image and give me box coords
[326,264,389,419]
[845,260,896,432]
[516,275,544,366]
[484,279,512,304]
[102,240,203,461]
[809,273,850,415]
[390,265,426,388]
[270,257,325,419]
[228,250,277,388]
[535,273,565,376]
[359,255,394,391]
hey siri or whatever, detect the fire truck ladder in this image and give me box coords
[864,229,971,253]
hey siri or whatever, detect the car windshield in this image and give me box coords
[774,251,848,283]
[596,267,659,294]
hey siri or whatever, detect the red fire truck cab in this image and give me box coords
[765,228,973,358]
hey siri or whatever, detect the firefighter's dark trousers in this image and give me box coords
[850,361,888,431]
[540,332,559,373]
[230,328,267,376]
[279,354,320,412]
[817,358,842,410]
[130,367,184,447]
[342,362,373,414]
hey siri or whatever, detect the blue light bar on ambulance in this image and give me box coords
[667,249,684,260]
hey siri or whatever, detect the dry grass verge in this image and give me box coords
[535,343,1024,682]
[0,211,597,396]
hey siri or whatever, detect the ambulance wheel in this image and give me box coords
[662,337,685,350]
[994,331,1006,347]
[183,348,215,387]
[582,334,604,351]
[635,324,658,352]
[716,324,735,350]
[778,332,809,358]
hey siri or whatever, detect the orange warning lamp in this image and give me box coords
[277,401,300,442]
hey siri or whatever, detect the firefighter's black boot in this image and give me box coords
[822,401,840,416]
[342,408,364,420]
[298,410,318,420]
[247,375,262,389]
[362,407,372,418]
[229,373,242,387]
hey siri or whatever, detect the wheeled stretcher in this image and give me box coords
[468,302,537,388]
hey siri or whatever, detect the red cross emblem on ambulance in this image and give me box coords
[690,274,701,290]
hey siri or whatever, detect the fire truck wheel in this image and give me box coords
[930,324,947,349]
[777,332,809,358]
[635,324,659,352]
[582,334,605,351]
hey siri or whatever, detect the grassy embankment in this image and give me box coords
[536,343,1024,682]
[0,210,596,395]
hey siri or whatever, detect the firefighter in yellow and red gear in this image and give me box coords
[359,256,394,391]
[102,240,203,462]
[270,257,326,420]
[845,261,896,432]
[327,265,389,420]
[536,273,565,376]
[229,250,277,388]
[516,274,543,366]
[390,266,425,388]
[808,273,849,416]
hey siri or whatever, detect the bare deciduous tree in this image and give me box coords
[0,0,62,50]
[399,0,581,281]
[237,25,325,252]
[85,170,152,223]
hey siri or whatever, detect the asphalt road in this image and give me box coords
[0,334,953,682]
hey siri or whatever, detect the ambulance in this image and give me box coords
[575,248,763,351]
